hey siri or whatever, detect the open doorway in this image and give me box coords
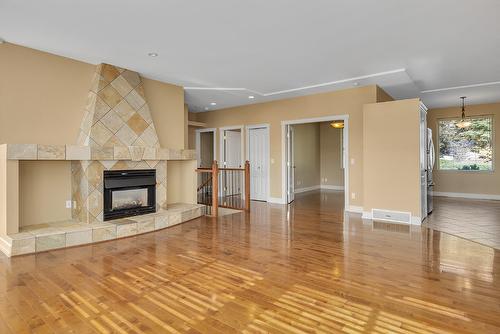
[283,116,349,210]
[195,128,216,168]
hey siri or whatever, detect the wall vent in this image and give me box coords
[371,209,411,224]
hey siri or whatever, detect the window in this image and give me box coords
[438,116,493,171]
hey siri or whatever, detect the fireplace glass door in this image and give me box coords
[111,188,148,211]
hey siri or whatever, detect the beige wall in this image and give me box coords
[196,85,379,204]
[167,160,197,204]
[292,123,320,189]
[427,102,500,195]
[363,99,421,217]
[320,122,344,187]
[0,43,190,226]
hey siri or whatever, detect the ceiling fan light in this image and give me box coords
[456,120,472,128]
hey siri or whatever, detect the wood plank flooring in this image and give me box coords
[425,196,500,249]
[0,190,499,333]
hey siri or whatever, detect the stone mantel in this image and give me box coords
[1,144,196,161]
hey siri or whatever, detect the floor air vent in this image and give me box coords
[372,209,411,224]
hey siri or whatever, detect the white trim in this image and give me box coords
[348,205,363,213]
[268,197,286,204]
[433,191,500,201]
[195,128,216,167]
[185,68,406,97]
[294,185,321,194]
[421,80,500,94]
[246,124,271,202]
[219,125,244,167]
[321,185,344,191]
[281,115,350,211]
[294,184,344,193]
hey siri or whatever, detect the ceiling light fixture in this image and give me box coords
[148,52,158,57]
[210,102,217,106]
[353,82,359,86]
[248,95,255,99]
[204,107,209,111]
[456,96,472,129]
[330,121,344,129]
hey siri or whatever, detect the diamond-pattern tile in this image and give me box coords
[127,113,148,135]
[115,124,138,146]
[101,110,125,134]
[98,85,122,109]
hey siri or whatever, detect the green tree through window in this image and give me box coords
[438,116,493,171]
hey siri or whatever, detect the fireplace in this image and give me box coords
[103,169,156,221]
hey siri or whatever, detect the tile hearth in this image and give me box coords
[0,203,204,257]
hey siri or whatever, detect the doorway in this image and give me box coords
[282,116,349,209]
[246,125,270,201]
[195,128,216,168]
[220,126,244,168]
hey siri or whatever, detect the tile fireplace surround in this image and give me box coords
[0,63,204,257]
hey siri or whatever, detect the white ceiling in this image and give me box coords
[1,0,500,112]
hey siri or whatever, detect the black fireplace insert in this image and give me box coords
[103,169,156,221]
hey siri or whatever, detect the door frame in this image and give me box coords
[281,115,349,210]
[195,128,216,168]
[246,124,270,202]
[219,125,244,168]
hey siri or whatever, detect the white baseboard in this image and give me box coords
[294,184,344,194]
[294,185,321,194]
[348,205,363,214]
[433,191,500,201]
[268,197,286,204]
[321,185,345,191]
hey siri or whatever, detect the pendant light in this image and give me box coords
[456,96,472,129]
[330,121,344,129]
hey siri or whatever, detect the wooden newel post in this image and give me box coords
[211,160,219,217]
[244,160,250,212]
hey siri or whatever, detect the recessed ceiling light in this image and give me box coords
[204,107,209,111]
[248,95,255,99]
[353,82,359,86]
[210,102,217,106]
[148,52,158,57]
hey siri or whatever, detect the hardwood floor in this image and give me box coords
[0,190,499,333]
[425,196,500,250]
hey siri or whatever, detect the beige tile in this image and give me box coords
[156,148,170,160]
[66,145,91,160]
[182,207,202,222]
[85,161,104,188]
[110,75,134,97]
[121,70,141,88]
[139,124,159,147]
[90,122,114,147]
[124,88,146,110]
[137,104,153,124]
[93,95,111,122]
[127,113,149,135]
[154,215,169,230]
[100,64,120,82]
[88,190,103,217]
[90,146,114,160]
[85,91,97,112]
[92,225,117,242]
[181,149,196,160]
[9,233,36,256]
[36,233,66,252]
[143,147,156,160]
[66,230,92,247]
[169,213,182,227]
[156,184,167,209]
[116,124,138,146]
[136,218,155,234]
[115,222,138,238]
[114,146,131,160]
[7,144,38,160]
[168,149,182,160]
[98,85,122,109]
[101,110,125,134]
[38,145,65,160]
[113,100,136,122]
[129,146,145,161]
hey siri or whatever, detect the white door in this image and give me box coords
[223,130,242,168]
[286,125,295,203]
[248,127,268,201]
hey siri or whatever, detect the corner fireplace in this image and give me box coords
[103,169,156,221]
